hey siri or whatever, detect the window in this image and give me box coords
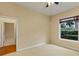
[60,16,79,41]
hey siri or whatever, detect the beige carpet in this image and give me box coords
[5,44,79,56]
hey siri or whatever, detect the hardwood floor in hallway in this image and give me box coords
[0,45,16,56]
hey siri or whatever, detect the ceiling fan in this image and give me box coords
[46,2,59,8]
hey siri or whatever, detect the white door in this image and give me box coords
[3,23,16,46]
[0,23,3,47]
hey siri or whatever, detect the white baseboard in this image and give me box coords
[53,43,79,52]
[17,42,46,51]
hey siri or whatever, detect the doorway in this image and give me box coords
[0,18,16,55]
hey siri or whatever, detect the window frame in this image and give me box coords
[59,15,79,42]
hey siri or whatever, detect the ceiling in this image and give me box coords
[16,2,79,16]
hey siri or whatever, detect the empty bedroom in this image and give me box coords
[0,1,79,56]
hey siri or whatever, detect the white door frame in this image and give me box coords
[0,17,17,51]
[0,22,3,47]
[3,22,16,46]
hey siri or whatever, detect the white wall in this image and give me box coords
[51,6,79,51]
[0,3,50,50]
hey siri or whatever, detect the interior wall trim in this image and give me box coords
[17,42,46,51]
